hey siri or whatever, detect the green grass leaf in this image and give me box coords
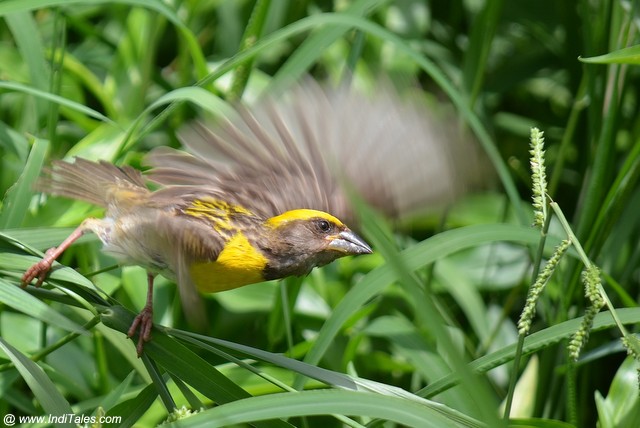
[0,338,74,422]
[580,44,640,64]
[421,308,640,398]
[164,389,481,428]
[0,278,86,334]
[0,81,115,125]
[0,136,48,229]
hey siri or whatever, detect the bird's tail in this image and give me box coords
[38,158,148,208]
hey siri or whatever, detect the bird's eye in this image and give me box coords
[316,219,332,233]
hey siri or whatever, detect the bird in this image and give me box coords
[21,79,489,356]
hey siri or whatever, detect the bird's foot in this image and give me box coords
[127,306,154,357]
[21,247,57,288]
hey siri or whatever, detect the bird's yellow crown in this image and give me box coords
[266,209,344,228]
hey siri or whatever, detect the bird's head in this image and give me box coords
[260,209,372,280]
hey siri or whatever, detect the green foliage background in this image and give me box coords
[1,1,640,427]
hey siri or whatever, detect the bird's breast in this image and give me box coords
[190,231,268,292]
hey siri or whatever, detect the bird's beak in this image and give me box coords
[327,229,373,255]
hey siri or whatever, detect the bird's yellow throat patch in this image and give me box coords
[190,231,267,293]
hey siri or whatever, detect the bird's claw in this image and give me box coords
[127,307,154,357]
[21,248,57,288]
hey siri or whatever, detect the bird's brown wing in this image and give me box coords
[146,80,490,225]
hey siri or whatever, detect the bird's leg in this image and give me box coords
[127,272,155,357]
[21,218,99,288]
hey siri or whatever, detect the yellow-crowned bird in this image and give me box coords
[21,80,488,355]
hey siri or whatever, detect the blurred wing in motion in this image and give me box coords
[146,80,491,226]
